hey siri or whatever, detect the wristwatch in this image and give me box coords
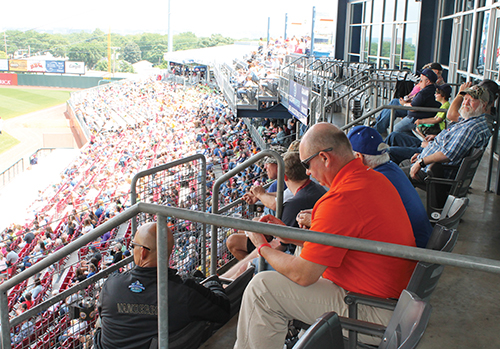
[419,159,426,168]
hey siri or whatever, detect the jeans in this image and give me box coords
[385,132,422,148]
[388,146,423,165]
[375,99,408,134]
[393,116,416,133]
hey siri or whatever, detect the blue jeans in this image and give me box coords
[388,146,423,165]
[375,99,408,134]
[393,116,416,133]
[385,131,422,148]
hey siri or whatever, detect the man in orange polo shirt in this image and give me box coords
[234,123,416,349]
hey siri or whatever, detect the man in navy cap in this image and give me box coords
[348,126,432,248]
[392,68,441,134]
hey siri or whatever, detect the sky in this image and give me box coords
[1,0,337,39]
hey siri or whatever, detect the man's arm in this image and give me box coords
[250,186,277,211]
[410,151,450,179]
[447,82,472,122]
[247,216,327,286]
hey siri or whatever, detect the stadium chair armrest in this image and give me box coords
[344,292,398,313]
[338,316,387,338]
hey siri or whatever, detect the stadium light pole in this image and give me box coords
[267,17,270,46]
[310,6,316,57]
[168,0,173,53]
[284,13,288,41]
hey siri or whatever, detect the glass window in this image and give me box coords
[373,0,383,23]
[474,11,489,75]
[381,25,392,57]
[351,3,363,24]
[350,26,362,54]
[459,14,473,71]
[478,0,486,7]
[364,26,371,53]
[380,58,390,69]
[490,17,500,80]
[438,19,453,66]
[364,0,372,23]
[406,0,420,22]
[384,0,395,22]
[395,0,405,22]
[442,0,456,17]
[370,24,381,55]
[464,0,474,11]
[349,54,360,62]
[403,23,418,61]
[401,61,414,71]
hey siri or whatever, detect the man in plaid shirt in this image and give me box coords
[390,85,492,184]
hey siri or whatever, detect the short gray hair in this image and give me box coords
[362,153,390,169]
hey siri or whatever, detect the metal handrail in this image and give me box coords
[211,149,285,274]
[340,104,449,132]
[2,201,500,348]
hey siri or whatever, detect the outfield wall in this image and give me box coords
[0,73,123,88]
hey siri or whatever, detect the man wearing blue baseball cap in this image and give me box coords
[348,126,432,248]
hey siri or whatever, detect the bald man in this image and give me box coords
[234,123,416,349]
[97,222,230,349]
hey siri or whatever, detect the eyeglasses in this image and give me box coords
[130,241,151,251]
[301,147,333,170]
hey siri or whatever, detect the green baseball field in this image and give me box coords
[0,87,71,154]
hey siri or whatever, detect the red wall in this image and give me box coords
[0,73,18,86]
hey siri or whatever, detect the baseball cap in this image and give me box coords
[347,126,389,156]
[429,62,443,71]
[462,85,491,105]
[418,68,438,83]
[436,84,452,99]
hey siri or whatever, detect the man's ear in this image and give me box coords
[354,152,363,159]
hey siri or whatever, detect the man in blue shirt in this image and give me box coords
[389,85,492,184]
[348,126,432,248]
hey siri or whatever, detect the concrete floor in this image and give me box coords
[203,150,500,349]
[418,154,500,348]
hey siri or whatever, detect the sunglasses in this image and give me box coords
[301,147,333,170]
[130,241,151,251]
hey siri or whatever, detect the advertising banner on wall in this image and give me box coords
[288,80,309,125]
[46,60,65,73]
[65,61,85,74]
[27,60,46,72]
[0,73,18,86]
[0,59,8,71]
[9,60,27,72]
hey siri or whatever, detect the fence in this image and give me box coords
[130,154,208,276]
[0,148,57,189]
[2,200,500,349]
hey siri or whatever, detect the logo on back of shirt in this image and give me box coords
[128,280,145,293]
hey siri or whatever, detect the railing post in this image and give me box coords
[157,214,169,349]
[389,108,396,133]
[0,288,12,349]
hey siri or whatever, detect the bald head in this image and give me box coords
[299,123,355,187]
[133,222,174,267]
[301,123,354,163]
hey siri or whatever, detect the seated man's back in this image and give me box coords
[98,223,230,349]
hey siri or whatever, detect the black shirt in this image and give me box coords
[98,266,230,349]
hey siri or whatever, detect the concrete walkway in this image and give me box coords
[0,103,71,173]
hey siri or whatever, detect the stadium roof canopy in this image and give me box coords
[163,43,258,66]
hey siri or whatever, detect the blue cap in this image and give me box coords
[347,126,387,156]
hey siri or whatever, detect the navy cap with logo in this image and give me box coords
[418,68,438,84]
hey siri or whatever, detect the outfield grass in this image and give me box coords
[0,88,71,120]
[0,131,21,154]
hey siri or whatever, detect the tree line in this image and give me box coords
[1,29,235,72]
